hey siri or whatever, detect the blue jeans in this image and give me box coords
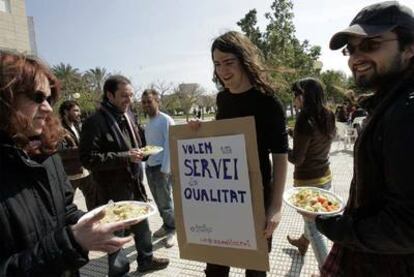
[302,182,331,268]
[304,219,328,268]
[146,165,175,231]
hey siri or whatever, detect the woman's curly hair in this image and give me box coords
[0,51,63,154]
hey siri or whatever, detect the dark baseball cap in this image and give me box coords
[330,1,414,50]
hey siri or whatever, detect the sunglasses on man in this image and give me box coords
[342,37,398,56]
[27,91,54,105]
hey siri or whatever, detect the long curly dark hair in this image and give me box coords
[292,77,335,138]
[211,31,274,95]
[0,51,63,153]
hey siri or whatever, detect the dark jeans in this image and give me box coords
[107,219,153,276]
[205,263,266,277]
[145,165,175,231]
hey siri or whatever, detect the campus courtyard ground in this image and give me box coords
[75,139,354,277]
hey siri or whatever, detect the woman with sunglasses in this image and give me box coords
[0,52,135,276]
[286,78,336,268]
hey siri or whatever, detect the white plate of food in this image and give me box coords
[79,201,157,225]
[283,187,345,215]
[140,145,163,156]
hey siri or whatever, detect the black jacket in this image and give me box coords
[62,121,81,147]
[0,132,88,276]
[79,107,147,205]
[316,73,414,275]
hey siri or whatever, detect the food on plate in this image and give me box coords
[101,202,150,223]
[140,145,163,156]
[289,188,340,213]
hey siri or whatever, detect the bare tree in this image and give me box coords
[149,80,174,101]
[138,80,175,114]
[162,93,180,115]
[175,83,204,121]
[197,94,217,118]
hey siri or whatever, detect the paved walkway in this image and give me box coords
[75,141,354,277]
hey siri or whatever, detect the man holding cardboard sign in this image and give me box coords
[172,31,288,277]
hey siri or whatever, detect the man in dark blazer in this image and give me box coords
[80,75,169,276]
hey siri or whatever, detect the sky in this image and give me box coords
[26,0,414,93]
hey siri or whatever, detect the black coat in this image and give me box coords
[79,108,147,205]
[317,73,414,276]
[0,132,88,276]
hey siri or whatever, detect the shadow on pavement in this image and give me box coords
[282,248,303,277]
[80,239,168,277]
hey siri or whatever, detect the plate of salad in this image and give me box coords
[140,145,163,156]
[78,201,157,225]
[283,187,344,215]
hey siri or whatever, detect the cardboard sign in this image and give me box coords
[169,116,269,271]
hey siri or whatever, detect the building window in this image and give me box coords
[0,0,11,13]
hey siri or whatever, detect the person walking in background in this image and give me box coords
[80,75,169,276]
[301,2,414,276]
[286,78,336,269]
[0,51,134,276]
[59,100,96,210]
[335,105,348,123]
[141,88,176,248]
[190,31,288,277]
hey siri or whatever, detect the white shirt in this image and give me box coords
[70,124,80,140]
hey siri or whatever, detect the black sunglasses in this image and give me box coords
[27,91,54,105]
[342,38,399,56]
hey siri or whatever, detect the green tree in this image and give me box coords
[52,63,83,100]
[237,0,322,114]
[84,67,109,94]
[237,10,265,51]
[76,90,101,115]
[320,70,349,103]
[52,63,99,114]
[52,63,81,80]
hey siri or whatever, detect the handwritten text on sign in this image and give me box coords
[177,135,256,250]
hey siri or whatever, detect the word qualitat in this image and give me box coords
[183,188,247,204]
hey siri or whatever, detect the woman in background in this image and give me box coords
[287,78,336,268]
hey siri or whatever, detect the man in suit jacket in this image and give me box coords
[59,100,96,210]
[80,75,169,276]
[60,100,82,147]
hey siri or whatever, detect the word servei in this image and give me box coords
[182,141,247,204]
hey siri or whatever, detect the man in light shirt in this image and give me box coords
[141,88,176,248]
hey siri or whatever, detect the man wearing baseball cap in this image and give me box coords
[300,1,414,276]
